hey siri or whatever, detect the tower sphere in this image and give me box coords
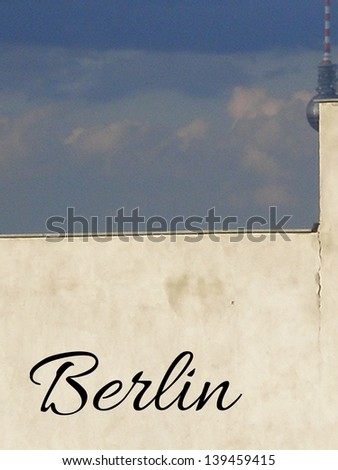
[306,96,320,131]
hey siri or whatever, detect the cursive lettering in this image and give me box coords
[30,351,242,415]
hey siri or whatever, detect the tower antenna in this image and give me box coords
[323,0,332,64]
[306,0,338,130]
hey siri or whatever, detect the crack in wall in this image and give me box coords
[317,228,323,377]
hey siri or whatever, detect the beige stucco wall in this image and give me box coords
[317,102,338,449]
[1,102,338,450]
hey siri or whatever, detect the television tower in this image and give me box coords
[306,0,338,130]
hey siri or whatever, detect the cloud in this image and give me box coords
[0,43,319,230]
[0,82,317,229]
[225,85,317,218]
[0,44,319,108]
[65,120,149,155]
[228,87,284,121]
[177,119,209,148]
[64,117,214,183]
[60,83,316,222]
[64,118,173,172]
[0,45,250,102]
[0,107,53,165]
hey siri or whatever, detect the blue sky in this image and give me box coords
[0,0,327,232]
[0,0,324,53]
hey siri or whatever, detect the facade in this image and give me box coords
[1,102,338,449]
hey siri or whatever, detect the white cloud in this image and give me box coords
[225,85,316,213]
[64,119,152,157]
[0,107,53,164]
[228,87,283,121]
[0,43,319,228]
[177,119,209,148]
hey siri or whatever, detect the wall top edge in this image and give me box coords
[0,229,315,239]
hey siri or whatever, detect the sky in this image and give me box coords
[0,0,328,233]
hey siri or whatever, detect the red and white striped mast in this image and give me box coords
[306,0,338,130]
[323,0,332,64]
